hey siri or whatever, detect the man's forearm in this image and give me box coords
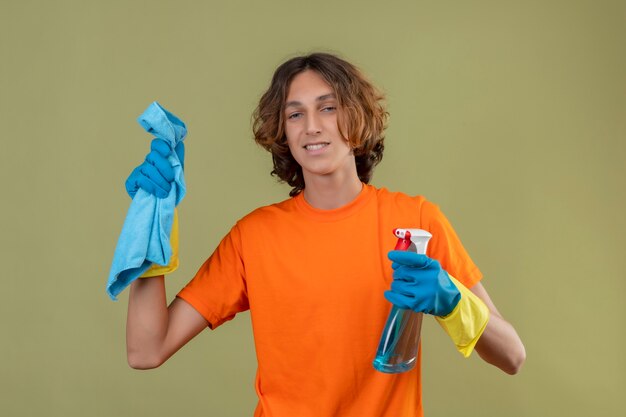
[470,282,526,374]
[126,276,169,369]
[474,311,526,374]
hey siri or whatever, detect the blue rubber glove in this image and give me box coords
[385,250,461,317]
[125,138,185,199]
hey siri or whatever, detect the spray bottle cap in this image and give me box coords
[393,228,432,255]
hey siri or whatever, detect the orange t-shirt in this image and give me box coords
[177,184,482,417]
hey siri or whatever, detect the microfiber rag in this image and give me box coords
[106,101,187,300]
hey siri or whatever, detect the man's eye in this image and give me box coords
[288,112,302,120]
[322,106,336,112]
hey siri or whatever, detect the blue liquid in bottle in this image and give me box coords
[373,306,423,373]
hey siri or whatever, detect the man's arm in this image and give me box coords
[470,282,526,375]
[126,276,208,369]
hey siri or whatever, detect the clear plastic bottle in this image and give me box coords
[373,229,431,373]
[373,307,423,373]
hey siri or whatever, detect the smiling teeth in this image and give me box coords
[305,143,329,150]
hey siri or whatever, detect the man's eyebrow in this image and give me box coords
[285,93,337,109]
[317,93,336,101]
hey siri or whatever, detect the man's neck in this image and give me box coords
[302,171,363,210]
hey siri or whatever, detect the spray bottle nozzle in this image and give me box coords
[393,228,412,250]
[392,228,433,254]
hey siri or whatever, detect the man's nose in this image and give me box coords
[305,113,322,135]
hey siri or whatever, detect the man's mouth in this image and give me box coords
[304,142,330,151]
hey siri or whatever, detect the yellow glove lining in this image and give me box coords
[139,208,180,278]
[435,275,490,358]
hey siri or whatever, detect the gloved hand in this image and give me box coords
[125,138,185,199]
[385,250,461,317]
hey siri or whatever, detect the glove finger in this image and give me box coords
[388,251,430,268]
[392,264,427,280]
[145,152,175,183]
[125,166,142,198]
[383,291,413,310]
[390,281,417,297]
[174,141,185,167]
[391,261,421,271]
[150,138,172,157]
[140,164,172,195]
[389,286,432,314]
[411,298,433,315]
[391,269,415,283]
[136,175,170,198]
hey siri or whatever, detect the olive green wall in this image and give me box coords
[1,0,624,416]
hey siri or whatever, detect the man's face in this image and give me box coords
[283,70,355,182]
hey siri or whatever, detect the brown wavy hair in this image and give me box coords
[253,52,388,197]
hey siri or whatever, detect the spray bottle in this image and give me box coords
[373,228,432,373]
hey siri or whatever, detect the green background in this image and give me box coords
[1,0,624,416]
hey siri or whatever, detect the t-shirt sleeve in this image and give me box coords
[177,223,249,329]
[420,200,483,288]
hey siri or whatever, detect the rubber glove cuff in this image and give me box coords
[435,274,490,357]
[140,208,180,277]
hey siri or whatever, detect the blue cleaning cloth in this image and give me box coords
[106,102,187,300]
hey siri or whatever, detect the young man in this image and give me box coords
[124,53,525,416]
